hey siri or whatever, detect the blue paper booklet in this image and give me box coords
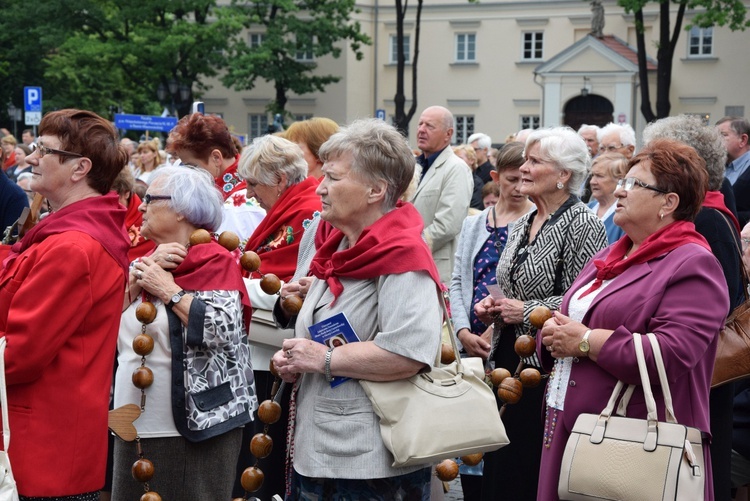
[307,312,360,387]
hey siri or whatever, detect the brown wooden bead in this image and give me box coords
[140,492,162,501]
[440,343,456,364]
[135,301,157,324]
[132,334,155,357]
[189,228,212,246]
[131,458,154,482]
[497,377,523,405]
[435,459,459,481]
[260,274,281,295]
[519,367,542,388]
[218,231,240,251]
[250,433,274,459]
[132,366,154,389]
[241,466,265,492]
[490,368,512,387]
[269,360,280,378]
[240,251,261,273]
[258,400,282,424]
[461,452,483,466]
[281,295,303,315]
[514,335,537,358]
[529,306,553,329]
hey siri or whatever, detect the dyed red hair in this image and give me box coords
[168,114,237,162]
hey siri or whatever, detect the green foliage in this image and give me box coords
[222,0,371,117]
[617,0,749,32]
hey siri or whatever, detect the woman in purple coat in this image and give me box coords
[537,138,729,501]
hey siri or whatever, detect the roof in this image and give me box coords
[596,34,657,71]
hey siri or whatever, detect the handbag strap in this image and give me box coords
[0,338,9,453]
[717,209,750,301]
[437,290,465,373]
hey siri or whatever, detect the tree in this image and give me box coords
[618,0,749,122]
[392,0,424,137]
[222,0,370,123]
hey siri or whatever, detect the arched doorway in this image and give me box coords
[563,95,614,130]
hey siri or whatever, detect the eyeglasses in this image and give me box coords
[742,237,750,250]
[35,144,84,159]
[615,177,669,194]
[142,194,172,205]
[601,144,625,152]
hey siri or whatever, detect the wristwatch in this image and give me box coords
[579,329,592,354]
[167,290,187,309]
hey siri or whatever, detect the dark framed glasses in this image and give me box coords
[142,194,172,205]
[615,177,668,195]
[35,144,84,159]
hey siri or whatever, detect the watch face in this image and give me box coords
[579,340,590,353]
[171,293,182,304]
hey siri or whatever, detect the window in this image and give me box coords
[296,35,314,62]
[249,33,264,48]
[248,114,268,139]
[455,33,476,62]
[522,32,544,61]
[294,114,313,122]
[726,106,745,117]
[688,26,713,57]
[520,115,540,130]
[389,35,411,64]
[453,115,475,144]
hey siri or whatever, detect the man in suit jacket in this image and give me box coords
[717,116,750,226]
[410,106,473,283]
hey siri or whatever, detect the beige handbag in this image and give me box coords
[558,333,704,501]
[359,294,509,468]
[248,307,293,350]
[0,338,19,501]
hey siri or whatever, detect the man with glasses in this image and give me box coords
[717,116,750,226]
[599,122,636,159]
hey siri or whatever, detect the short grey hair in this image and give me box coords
[467,132,492,151]
[643,115,726,191]
[578,124,600,141]
[319,118,415,210]
[600,122,636,147]
[237,135,308,188]
[525,127,590,196]
[148,165,224,232]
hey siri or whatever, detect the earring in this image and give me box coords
[556,181,564,190]
[659,212,664,220]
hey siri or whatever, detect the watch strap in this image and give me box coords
[167,290,187,309]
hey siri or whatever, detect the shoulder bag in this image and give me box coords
[712,210,750,387]
[359,292,509,468]
[249,307,293,350]
[0,338,19,501]
[558,333,704,501]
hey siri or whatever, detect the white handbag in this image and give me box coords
[558,333,704,501]
[0,338,19,501]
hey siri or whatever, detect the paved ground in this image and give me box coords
[444,478,463,501]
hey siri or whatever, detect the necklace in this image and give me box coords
[491,206,507,251]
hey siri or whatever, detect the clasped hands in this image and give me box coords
[539,311,589,358]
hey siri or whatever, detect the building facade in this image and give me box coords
[204,0,750,147]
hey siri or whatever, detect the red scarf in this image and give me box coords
[243,177,320,282]
[579,220,710,297]
[124,193,155,262]
[3,193,130,277]
[164,239,252,330]
[703,190,740,233]
[309,202,441,304]
[215,155,246,200]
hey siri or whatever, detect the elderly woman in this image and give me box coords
[537,139,729,500]
[450,141,533,499]
[168,113,265,239]
[112,166,255,500]
[643,115,744,501]
[474,127,607,501]
[588,152,629,243]
[282,117,339,179]
[272,118,443,499]
[233,134,321,499]
[0,109,130,499]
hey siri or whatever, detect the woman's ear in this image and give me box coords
[368,180,388,204]
[71,157,93,183]
[661,192,680,217]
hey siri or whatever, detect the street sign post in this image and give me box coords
[24,86,42,126]
[114,114,178,133]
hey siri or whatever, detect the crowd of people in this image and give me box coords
[0,108,749,501]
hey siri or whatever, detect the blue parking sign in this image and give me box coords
[24,87,42,113]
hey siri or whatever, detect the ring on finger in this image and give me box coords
[137,270,143,279]
[167,254,173,262]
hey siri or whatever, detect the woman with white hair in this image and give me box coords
[475,127,607,500]
[112,165,256,500]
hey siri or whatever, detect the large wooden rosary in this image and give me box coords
[108,228,299,500]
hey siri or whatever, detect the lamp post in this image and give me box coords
[157,78,192,118]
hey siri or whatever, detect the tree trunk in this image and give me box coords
[635,8,656,123]
[392,0,422,138]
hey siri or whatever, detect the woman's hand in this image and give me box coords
[272,338,327,382]
[133,256,181,303]
[497,298,525,325]
[474,296,500,324]
[149,243,187,271]
[540,311,588,358]
[279,277,314,316]
[458,327,491,360]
